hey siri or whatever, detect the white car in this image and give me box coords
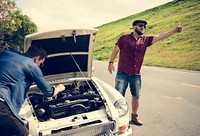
[19,29,132,136]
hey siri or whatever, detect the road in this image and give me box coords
[92,61,200,136]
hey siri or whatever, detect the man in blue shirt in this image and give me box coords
[0,45,65,136]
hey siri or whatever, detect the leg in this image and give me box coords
[129,75,143,126]
[0,101,30,136]
[115,70,128,96]
[131,96,139,114]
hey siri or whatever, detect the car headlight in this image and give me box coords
[114,99,128,117]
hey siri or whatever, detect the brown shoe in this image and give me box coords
[129,113,143,126]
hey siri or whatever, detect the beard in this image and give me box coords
[135,28,143,35]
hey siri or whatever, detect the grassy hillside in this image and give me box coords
[94,0,200,71]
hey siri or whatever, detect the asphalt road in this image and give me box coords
[92,61,200,136]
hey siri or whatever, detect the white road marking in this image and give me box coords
[181,83,200,89]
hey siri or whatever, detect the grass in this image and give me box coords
[94,0,200,71]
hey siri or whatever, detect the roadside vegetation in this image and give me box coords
[0,0,37,51]
[94,0,200,71]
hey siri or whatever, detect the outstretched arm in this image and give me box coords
[152,24,182,44]
[108,45,120,74]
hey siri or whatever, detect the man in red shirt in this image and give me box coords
[108,20,182,126]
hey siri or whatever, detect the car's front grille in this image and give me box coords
[40,121,115,136]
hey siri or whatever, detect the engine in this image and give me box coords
[28,80,104,122]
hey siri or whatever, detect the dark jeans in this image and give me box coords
[0,101,29,136]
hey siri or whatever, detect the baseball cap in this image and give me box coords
[132,20,147,26]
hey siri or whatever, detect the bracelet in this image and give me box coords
[109,61,114,64]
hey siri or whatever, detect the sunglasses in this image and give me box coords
[137,24,146,29]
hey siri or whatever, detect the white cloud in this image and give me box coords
[16,0,173,32]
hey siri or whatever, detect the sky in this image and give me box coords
[16,0,173,32]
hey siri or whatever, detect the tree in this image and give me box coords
[10,10,38,51]
[0,0,38,51]
[0,0,15,50]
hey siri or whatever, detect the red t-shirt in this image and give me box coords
[116,33,153,75]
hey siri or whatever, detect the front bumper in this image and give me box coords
[39,121,132,136]
[111,125,132,136]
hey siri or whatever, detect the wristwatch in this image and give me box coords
[109,61,114,64]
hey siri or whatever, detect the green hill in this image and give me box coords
[94,0,200,71]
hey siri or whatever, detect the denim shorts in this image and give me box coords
[115,70,141,99]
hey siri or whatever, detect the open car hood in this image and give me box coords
[24,29,98,79]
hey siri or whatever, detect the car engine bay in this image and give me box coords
[28,80,105,122]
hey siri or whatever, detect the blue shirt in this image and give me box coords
[0,50,54,123]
